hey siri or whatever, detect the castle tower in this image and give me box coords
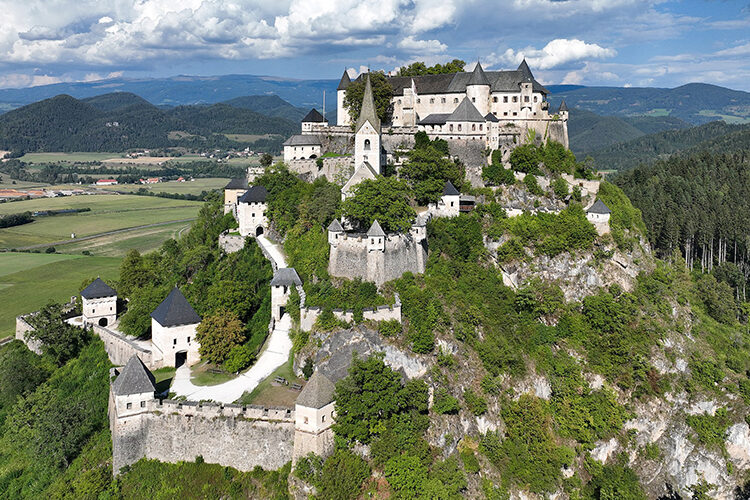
[110,355,156,475]
[301,108,327,133]
[440,181,461,217]
[466,61,490,117]
[237,185,268,237]
[336,70,351,126]
[150,288,201,368]
[224,178,248,215]
[355,74,382,174]
[327,219,343,246]
[270,268,303,321]
[81,277,117,328]
[367,220,385,252]
[557,99,569,148]
[293,371,336,462]
[518,59,534,116]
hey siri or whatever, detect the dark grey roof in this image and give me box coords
[367,220,385,237]
[467,62,490,86]
[558,99,568,112]
[150,287,201,327]
[112,355,156,396]
[81,278,117,299]
[588,199,611,214]
[443,181,460,196]
[296,371,335,408]
[225,178,247,190]
[282,134,322,147]
[485,112,499,123]
[518,59,533,82]
[302,108,327,123]
[239,185,268,204]
[328,219,343,232]
[447,98,485,122]
[337,70,351,91]
[418,113,451,126]
[356,74,381,133]
[270,268,302,287]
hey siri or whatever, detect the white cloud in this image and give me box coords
[0,73,64,89]
[397,36,447,54]
[493,39,616,70]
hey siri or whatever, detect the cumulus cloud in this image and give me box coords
[397,36,447,54]
[493,39,616,70]
[0,73,64,89]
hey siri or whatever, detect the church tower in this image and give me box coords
[354,74,382,174]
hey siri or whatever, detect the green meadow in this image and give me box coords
[96,177,230,196]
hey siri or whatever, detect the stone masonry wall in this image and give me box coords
[299,293,401,332]
[287,156,354,184]
[219,231,245,254]
[15,315,41,354]
[94,324,153,367]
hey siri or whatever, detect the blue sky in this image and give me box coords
[1,0,749,90]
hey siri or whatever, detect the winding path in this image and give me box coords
[171,234,293,404]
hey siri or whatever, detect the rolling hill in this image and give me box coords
[221,95,308,122]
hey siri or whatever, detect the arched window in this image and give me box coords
[458,124,462,131]
[472,124,476,131]
[364,139,371,150]
[493,96,498,102]
[449,124,453,131]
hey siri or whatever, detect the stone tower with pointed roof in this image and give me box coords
[81,277,118,328]
[293,371,336,462]
[336,69,352,126]
[237,185,268,238]
[150,287,201,368]
[301,108,328,132]
[354,74,383,174]
[466,61,491,116]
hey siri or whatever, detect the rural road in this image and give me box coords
[5,218,197,251]
[171,234,293,403]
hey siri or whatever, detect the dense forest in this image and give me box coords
[0,92,298,153]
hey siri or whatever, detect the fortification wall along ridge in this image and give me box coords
[93,324,152,367]
[286,156,354,184]
[299,293,401,332]
[15,315,41,354]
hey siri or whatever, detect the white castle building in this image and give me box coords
[81,278,118,328]
[237,185,268,237]
[150,287,202,368]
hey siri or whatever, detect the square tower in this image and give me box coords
[81,278,117,328]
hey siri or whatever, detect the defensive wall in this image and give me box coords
[15,315,41,354]
[286,156,354,184]
[94,324,153,367]
[298,288,402,332]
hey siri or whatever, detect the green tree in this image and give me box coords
[542,140,576,173]
[27,303,91,366]
[400,146,464,205]
[524,174,543,196]
[260,153,273,167]
[119,284,171,337]
[385,454,428,498]
[341,177,416,232]
[551,177,569,198]
[397,59,466,76]
[317,449,371,500]
[196,310,246,365]
[119,249,154,297]
[343,71,394,124]
[0,342,51,423]
[483,162,515,186]
[509,143,541,173]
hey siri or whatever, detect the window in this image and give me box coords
[173,339,177,345]
[534,96,538,102]
[429,98,434,104]
[322,415,326,422]
[524,96,530,103]
[472,124,476,131]
[187,337,191,343]
[364,139,370,150]
[126,402,132,409]
[454,98,458,103]
[504,96,508,103]
[370,238,374,244]
[398,99,402,104]
[449,124,453,131]
[493,96,498,102]
[441,97,446,103]
[479,124,483,131]
[304,416,308,424]
[140,401,146,408]
[513,111,518,116]
[417,98,421,103]
[458,124,462,131]
[512,96,518,102]
[92,309,95,314]
[504,112,508,116]
[251,213,255,217]
[472,97,476,102]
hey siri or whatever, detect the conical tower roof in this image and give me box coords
[81,277,117,299]
[467,61,490,86]
[327,219,343,232]
[518,59,534,82]
[443,181,460,196]
[356,74,381,133]
[337,70,351,91]
[296,371,335,408]
[150,287,201,327]
[558,99,568,112]
[113,355,156,396]
[367,219,386,237]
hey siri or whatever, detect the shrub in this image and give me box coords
[509,143,541,173]
[433,388,460,414]
[45,246,56,253]
[460,448,480,474]
[222,343,256,373]
[302,358,314,379]
[385,454,428,498]
[378,320,402,337]
[317,450,370,500]
[483,163,515,186]
[463,388,487,416]
[542,141,576,174]
[524,174,544,196]
[294,452,324,487]
[686,408,730,447]
[551,177,569,198]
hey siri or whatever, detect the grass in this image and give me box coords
[0,254,121,338]
[19,152,122,164]
[153,367,176,394]
[224,133,281,143]
[190,361,237,386]
[96,178,230,196]
[236,353,304,407]
[0,177,49,189]
[60,220,192,257]
[0,194,202,249]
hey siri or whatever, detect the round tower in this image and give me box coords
[465,62,491,117]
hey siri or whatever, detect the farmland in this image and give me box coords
[60,220,191,257]
[97,177,230,196]
[18,152,122,164]
[0,253,121,338]
[0,194,201,249]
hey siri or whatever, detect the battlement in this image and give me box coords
[151,399,295,422]
[299,293,401,331]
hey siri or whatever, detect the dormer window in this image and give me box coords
[364,139,371,150]
[454,98,458,103]
[441,97,446,103]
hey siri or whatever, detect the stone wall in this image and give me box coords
[15,315,41,354]
[219,231,245,254]
[110,392,296,474]
[94,324,153,367]
[328,233,427,286]
[298,293,401,332]
[286,156,354,184]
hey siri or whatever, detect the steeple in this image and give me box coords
[518,59,534,82]
[467,61,490,86]
[356,74,381,133]
[558,99,568,112]
[337,70,351,91]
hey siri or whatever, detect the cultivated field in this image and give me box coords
[101,155,204,165]
[0,194,202,249]
[0,253,121,338]
[97,177,230,196]
[61,220,191,257]
[19,152,122,164]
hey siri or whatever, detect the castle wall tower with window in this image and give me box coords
[150,287,201,368]
[293,371,336,462]
[81,278,118,328]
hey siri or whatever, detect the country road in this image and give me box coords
[2,218,197,251]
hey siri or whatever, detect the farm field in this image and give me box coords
[0,194,202,249]
[61,220,191,257]
[0,253,121,339]
[97,177,230,195]
[101,155,204,165]
[19,152,122,164]
[0,178,49,189]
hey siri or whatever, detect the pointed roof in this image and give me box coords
[151,287,201,327]
[81,278,117,299]
[225,178,247,190]
[467,61,490,86]
[356,74,381,133]
[518,59,534,82]
[282,134,322,146]
[587,199,611,214]
[112,355,156,396]
[296,371,335,409]
[342,162,378,194]
[327,219,343,232]
[302,108,327,123]
[238,185,268,204]
[447,97,485,123]
[443,181,460,196]
[270,268,302,287]
[337,70,351,91]
[558,99,568,112]
[367,219,386,237]
[484,112,499,123]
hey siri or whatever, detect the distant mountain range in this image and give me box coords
[0,92,299,153]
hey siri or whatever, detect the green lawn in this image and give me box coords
[60,220,192,257]
[19,152,123,164]
[0,254,121,338]
[0,195,202,249]
[0,177,49,189]
[236,354,303,407]
[190,362,237,386]
[97,178,230,196]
